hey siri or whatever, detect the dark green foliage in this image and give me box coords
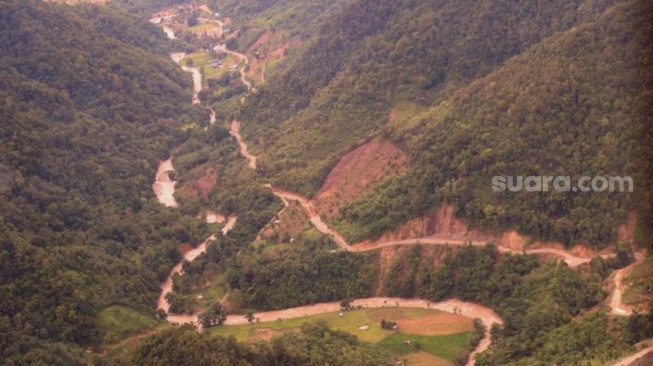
[103,322,394,366]
[238,0,615,197]
[216,0,652,249]
[380,319,397,330]
[417,260,455,302]
[384,245,422,298]
[0,0,202,363]
[479,311,630,366]
[623,306,653,345]
[381,244,611,365]
[336,0,652,248]
[238,249,379,310]
[199,302,227,328]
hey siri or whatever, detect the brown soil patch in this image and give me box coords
[400,311,473,336]
[367,307,473,336]
[249,328,277,342]
[245,32,299,84]
[359,204,606,259]
[179,243,193,256]
[176,164,217,200]
[196,169,217,198]
[404,352,452,366]
[358,204,489,247]
[258,201,312,243]
[618,211,638,243]
[314,140,408,220]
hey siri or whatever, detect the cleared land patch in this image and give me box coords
[209,307,473,361]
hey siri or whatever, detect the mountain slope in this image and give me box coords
[335,0,651,247]
[233,0,650,248]
[0,0,203,363]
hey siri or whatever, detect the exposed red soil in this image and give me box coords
[398,311,473,336]
[375,247,399,295]
[176,165,217,200]
[179,243,194,256]
[314,140,408,220]
[355,204,617,260]
[618,211,638,243]
[196,169,217,198]
[245,31,299,84]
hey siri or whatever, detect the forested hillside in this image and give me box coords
[234,0,651,248]
[0,0,203,363]
[2,0,652,364]
[102,323,394,366]
[335,0,653,246]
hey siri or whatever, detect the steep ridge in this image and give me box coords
[192,10,501,364]
[219,49,634,366]
[238,0,619,199]
[332,0,651,248]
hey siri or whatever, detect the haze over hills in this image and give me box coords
[1,0,652,365]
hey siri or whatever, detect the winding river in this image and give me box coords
[152,158,178,208]
[154,21,237,327]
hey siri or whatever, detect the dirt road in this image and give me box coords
[611,344,653,366]
[610,252,646,315]
[229,120,257,169]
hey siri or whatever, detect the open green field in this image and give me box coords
[210,307,473,363]
[378,332,470,360]
[96,305,159,343]
[187,23,221,34]
[185,51,242,82]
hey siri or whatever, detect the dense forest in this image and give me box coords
[2,0,652,365]
[233,0,652,248]
[102,322,394,365]
[0,0,206,363]
[334,0,653,247]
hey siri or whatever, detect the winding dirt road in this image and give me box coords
[255,183,609,267]
[611,343,653,366]
[158,216,237,325]
[155,21,240,326]
[161,25,175,40]
[180,65,202,104]
[229,120,257,169]
[610,252,646,316]
[215,44,253,92]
